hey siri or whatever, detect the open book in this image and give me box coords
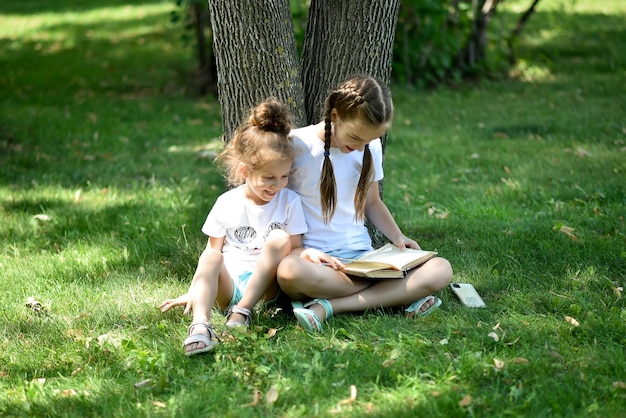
[340,243,438,278]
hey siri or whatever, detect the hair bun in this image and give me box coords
[251,99,291,135]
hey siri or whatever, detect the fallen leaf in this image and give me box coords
[243,389,261,407]
[554,224,581,242]
[152,401,166,408]
[61,389,78,397]
[338,385,357,405]
[493,358,505,370]
[565,316,580,327]
[612,381,626,389]
[488,332,499,342]
[134,379,152,389]
[513,357,529,364]
[266,386,279,404]
[265,328,278,339]
[575,147,591,157]
[612,286,623,298]
[64,329,84,341]
[459,394,472,407]
[505,336,521,346]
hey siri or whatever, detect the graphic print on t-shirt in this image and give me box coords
[263,222,285,240]
[234,226,257,244]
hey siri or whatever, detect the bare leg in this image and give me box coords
[277,254,370,300]
[227,229,292,325]
[279,256,453,322]
[186,248,234,353]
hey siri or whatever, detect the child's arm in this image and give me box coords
[364,181,420,250]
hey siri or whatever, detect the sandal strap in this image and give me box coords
[304,298,333,321]
[225,306,251,328]
[187,322,217,339]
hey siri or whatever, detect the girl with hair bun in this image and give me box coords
[159,99,307,356]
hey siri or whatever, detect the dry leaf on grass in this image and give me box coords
[493,358,505,371]
[553,224,581,242]
[338,385,357,405]
[459,394,472,407]
[488,332,499,342]
[565,316,580,327]
[243,389,261,407]
[266,386,279,405]
[134,379,152,389]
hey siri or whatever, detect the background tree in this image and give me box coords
[206,0,305,142]
[207,0,399,140]
[208,0,400,245]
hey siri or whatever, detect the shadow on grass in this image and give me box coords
[0,0,167,15]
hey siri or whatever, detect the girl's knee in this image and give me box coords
[265,229,291,250]
[199,247,224,264]
[276,255,302,283]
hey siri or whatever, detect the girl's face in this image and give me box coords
[241,158,292,205]
[330,109,389,153]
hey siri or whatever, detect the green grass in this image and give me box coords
[1,0,625,416]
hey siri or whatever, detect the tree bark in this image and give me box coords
[207,0,305,141]
[301,0,400,125]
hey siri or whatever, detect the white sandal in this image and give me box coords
[183,322,218,356]
[225,306,251,329]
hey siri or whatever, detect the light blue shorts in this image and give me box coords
[326,248,370,261]
[220,271,281,315]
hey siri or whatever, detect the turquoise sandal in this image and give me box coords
[225,306,252,329]
[405,295,442,318]
[293,299,333,332]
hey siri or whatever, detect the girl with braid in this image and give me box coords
[159,99,308,355]
[277,75,453,332]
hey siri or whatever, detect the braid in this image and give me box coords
[319,116,337,224]
[354,144,374,221]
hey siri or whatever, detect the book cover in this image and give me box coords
[341,243,438,279]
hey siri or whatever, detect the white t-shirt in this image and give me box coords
[202,185,308,279]
[289,124,384,253]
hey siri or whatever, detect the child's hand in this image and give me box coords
[300,248,345,269]
[393,236,421,251]
[158,294,192,314]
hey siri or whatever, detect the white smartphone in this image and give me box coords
[450,283,486,308]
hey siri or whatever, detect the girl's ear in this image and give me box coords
[330,108,338,123]
[238,162,249,179]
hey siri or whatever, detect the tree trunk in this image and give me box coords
[207,0,399,246]
[301,0,400,247]
[207,0,305,141]
[301,0,400,125]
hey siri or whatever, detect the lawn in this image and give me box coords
[1,0,624,417]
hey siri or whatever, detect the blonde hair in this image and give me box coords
[216,99,293,186]
[320,75,394,223]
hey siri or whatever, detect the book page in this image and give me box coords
[356,244,435,270]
